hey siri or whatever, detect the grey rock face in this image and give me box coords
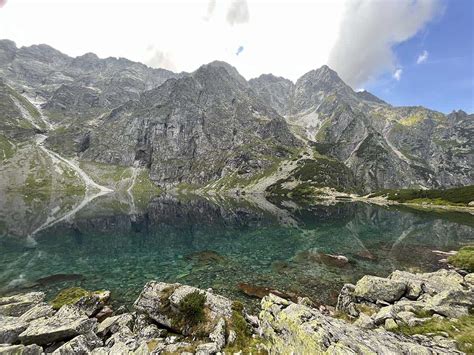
[84,62,300,187]
[52,331,103,354]
[0,315,29,344]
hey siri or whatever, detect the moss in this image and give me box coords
[177,291,206,326]
[448,246,474,272]
[50,287,89,310]
[394,315,474,353]
[224,301,268,354]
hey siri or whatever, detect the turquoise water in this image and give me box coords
[0,192,473,310]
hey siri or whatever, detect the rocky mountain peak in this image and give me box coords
[195,60,248,88]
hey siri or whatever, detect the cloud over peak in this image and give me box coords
[328,0,442,88]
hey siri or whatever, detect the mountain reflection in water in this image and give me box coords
[0,191,472,310]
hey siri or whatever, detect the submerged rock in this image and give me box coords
[237,282,298,302]
[35,273,85,286]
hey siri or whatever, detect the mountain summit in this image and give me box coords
[0,40,472,193]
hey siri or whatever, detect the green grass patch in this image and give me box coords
[394,315,474,353]
[369,186,474,206]
[448,246,474,272]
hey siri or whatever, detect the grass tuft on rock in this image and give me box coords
[178,291,206,326]
[50,287,89,310]
[448,246,474,272]
[394,315,474,353]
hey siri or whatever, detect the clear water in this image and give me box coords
[0,192,473,311]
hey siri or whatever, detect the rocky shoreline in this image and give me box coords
[1,266,473,354]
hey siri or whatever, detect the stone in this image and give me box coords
[464,273,474,286]
[74,290,111,317]
[390,269,464,296]
[372,306,395,325]
[259,294,461,354]
[104,326,140,351]
[95,306,113,323]
[0,293,44,317]
[354,275,406,303]
[52,331,102,354]
[353,313,375,329]
[227,330,237,345]
[195,342,218,355]
[19,305,97,345]
[384,318,398,331]
[134,281,232,336]
[0,315,29,344]
[0,344,42,355]
[336,283,358,316]
[424,289,474,318]
[137,324,166,341]
[162,342,192,354]
[209,318,226,350]
[396,311,416,324]
[19,303,55,322]
[96,313,134,337]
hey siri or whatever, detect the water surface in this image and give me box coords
[0,192,472,310]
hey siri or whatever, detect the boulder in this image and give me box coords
[390,269,464,296]
[19,305,97,345]
[0,344,42,355]
[384,318,399,331]
[424,289,474,318]
[96,313,134,338]
[259,294,460,354]
[134,281,232,336]
[0,315,29,344]
[353,313,375,329]
[209,318,226,350]
[195,342,219,355]
[354,275,406,303]
[52,331,102,354]
[19,303,55,322]
[336,283,358,316]
[0,293,44,317]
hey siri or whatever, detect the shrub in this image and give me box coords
[178,291,206,325]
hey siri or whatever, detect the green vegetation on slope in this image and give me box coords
[448,246,474,272]
[394,315,474,353]
[369,185,474,206]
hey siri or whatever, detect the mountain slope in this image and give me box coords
[83,61,301,187]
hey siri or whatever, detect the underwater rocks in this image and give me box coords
[237,283,298,302]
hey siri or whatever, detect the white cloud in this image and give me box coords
[417,50,429,64]
[226,0,250,25]
[393,68,403,81]
[328,0,442,88]
[0,0,441,84]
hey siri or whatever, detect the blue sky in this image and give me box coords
[365,0,473,113]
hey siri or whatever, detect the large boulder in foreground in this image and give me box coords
[354,275,406,303]
[260,294,460,354]
[0,292,45,317]
[19,305,97,345]
[134,281,233,337]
